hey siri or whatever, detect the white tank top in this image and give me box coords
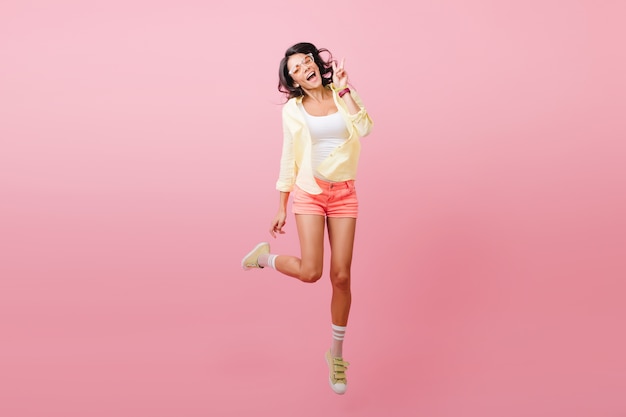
[300,106,349,180]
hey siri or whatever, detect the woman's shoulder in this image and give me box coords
[282,97,301,115]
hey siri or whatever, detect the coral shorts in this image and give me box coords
[292,177,359,218]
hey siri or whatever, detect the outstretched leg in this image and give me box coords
[326,217,356,355]
[324,216,356,395]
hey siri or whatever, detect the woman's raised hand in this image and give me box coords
[332,58,348,89]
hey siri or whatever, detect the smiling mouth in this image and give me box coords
[306,72,316,81]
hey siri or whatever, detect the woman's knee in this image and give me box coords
[300,268,323,283]
[330,269,351,290]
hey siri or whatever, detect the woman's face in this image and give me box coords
[287,53,322,90]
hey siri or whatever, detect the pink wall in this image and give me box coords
[1,1,625,416]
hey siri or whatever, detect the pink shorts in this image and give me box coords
[292,177,359,218]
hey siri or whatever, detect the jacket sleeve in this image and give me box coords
[347,89,373,138]
[275,105,297,192]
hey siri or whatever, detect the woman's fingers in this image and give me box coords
[269,217,286,237]
[333,58,348,86]
[333,59,346,75]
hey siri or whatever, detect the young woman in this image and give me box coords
[241,42,373,395]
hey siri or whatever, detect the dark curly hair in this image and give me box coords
[278,42,335,99]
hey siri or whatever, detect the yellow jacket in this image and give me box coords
[275,85,373,195]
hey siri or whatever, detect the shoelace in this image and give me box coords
[330,357,350,383]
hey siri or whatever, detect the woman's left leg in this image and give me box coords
[325,216,356,394]
[326,216,357,355]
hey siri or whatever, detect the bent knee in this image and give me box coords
[300,269,323,283]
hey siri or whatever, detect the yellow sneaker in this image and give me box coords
[241,242,270,270]
[325,349,349,395]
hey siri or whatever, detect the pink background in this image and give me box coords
[1,1,625,416]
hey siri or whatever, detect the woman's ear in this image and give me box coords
[293,83,299,87]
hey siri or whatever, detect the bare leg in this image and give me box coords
[326,217,356,327]
[274,214,325,283]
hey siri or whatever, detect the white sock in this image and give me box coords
[258,254,277,269]
[331,324,346,358]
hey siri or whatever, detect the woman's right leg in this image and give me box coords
[273,214,325,283]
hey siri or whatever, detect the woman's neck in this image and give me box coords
[303,85,330,103]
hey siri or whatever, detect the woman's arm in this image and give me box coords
[338,88,361,115]
[344,89,373,137]
[332,59,373,136]
[276,104,297,192]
